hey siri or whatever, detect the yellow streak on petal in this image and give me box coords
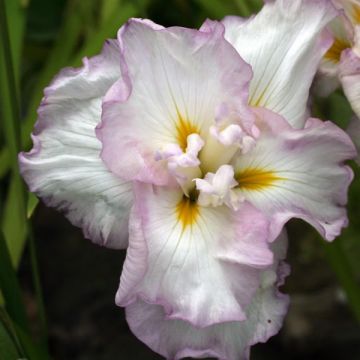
[175,111,198,151]
[324,37,351,63]
[176,196,199,230]
[350,3,360,25]
[251,83,270,107]
[236,168,285,191]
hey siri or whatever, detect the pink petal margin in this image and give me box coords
[19,40,133,249]
[96,18,254,186]
[124,232,290,360]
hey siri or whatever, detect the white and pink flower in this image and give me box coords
[19,0,356,359]
[317,0,360,160]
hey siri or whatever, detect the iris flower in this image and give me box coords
[317,0,360,161]
[19,0,356,359]
[318,0,360,161]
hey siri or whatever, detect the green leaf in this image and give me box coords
[0,231,49,359]
[14,323,50,360]
[0,316,22,360]
[3,0,26,88]
[247,0,263,11]
[314,91,353,130]
[70,2,138,66]
[0,148,9,178]
[26,0,66,41]
[21,0,87,149]
[27,193,39,219]
[0,308,25,358]
[233,0,252,16]
[2,178,28,266]
[0,308,49,360]
[322,237,360,323]
[0,0,28,267]
[194,0,237,18]
[0,231,29,332]
[101,0,123,25]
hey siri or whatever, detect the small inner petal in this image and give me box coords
[195,165,244,210]
[235,168,285,191]
[165,133,204,195]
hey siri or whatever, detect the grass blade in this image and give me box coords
[2,0,26,92]
[70,2,137,66]
[194,0,236,19]
[322,238,360,323]
[0,0,49,351]
[233,0,252,16]
[2,178,28,265]
[0,0,27,265]
[0,308,26,358]
[0,308,49,360]
[0,315,22,360]
[0,231,29,332]
[27,193,39,219]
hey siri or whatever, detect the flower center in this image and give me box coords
[156,107,280,211]
[176,191,199,230]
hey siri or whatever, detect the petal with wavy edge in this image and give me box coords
[125,231,289,360]
[232,108,356,242]
[222,0,337,128]
[19,40,133,249]
[97,18,254,185]
[116,182,274,327]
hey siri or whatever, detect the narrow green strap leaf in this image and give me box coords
[3,0,26,94]
[233,0,252,16]
[247,0,263,12]
[0,0,28,266]
[0,148,9,178]
[0,0,28,267]
[27,225,49,352]
[70,2,138,66]
[27,193,39,219]
[0,231,29,332]
[0,308,49,360]
[2,177,28,266]
[0,0,22,156]
[20,0,86,149]
[194,0,236,18]
[322,238,360,323]
[0,316,22,360]
[0,0,48,350]
[14,322,50,360]
[101,0,123,25]
[0,308,26,358]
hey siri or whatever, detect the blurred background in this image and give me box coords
[0,0,360,359]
